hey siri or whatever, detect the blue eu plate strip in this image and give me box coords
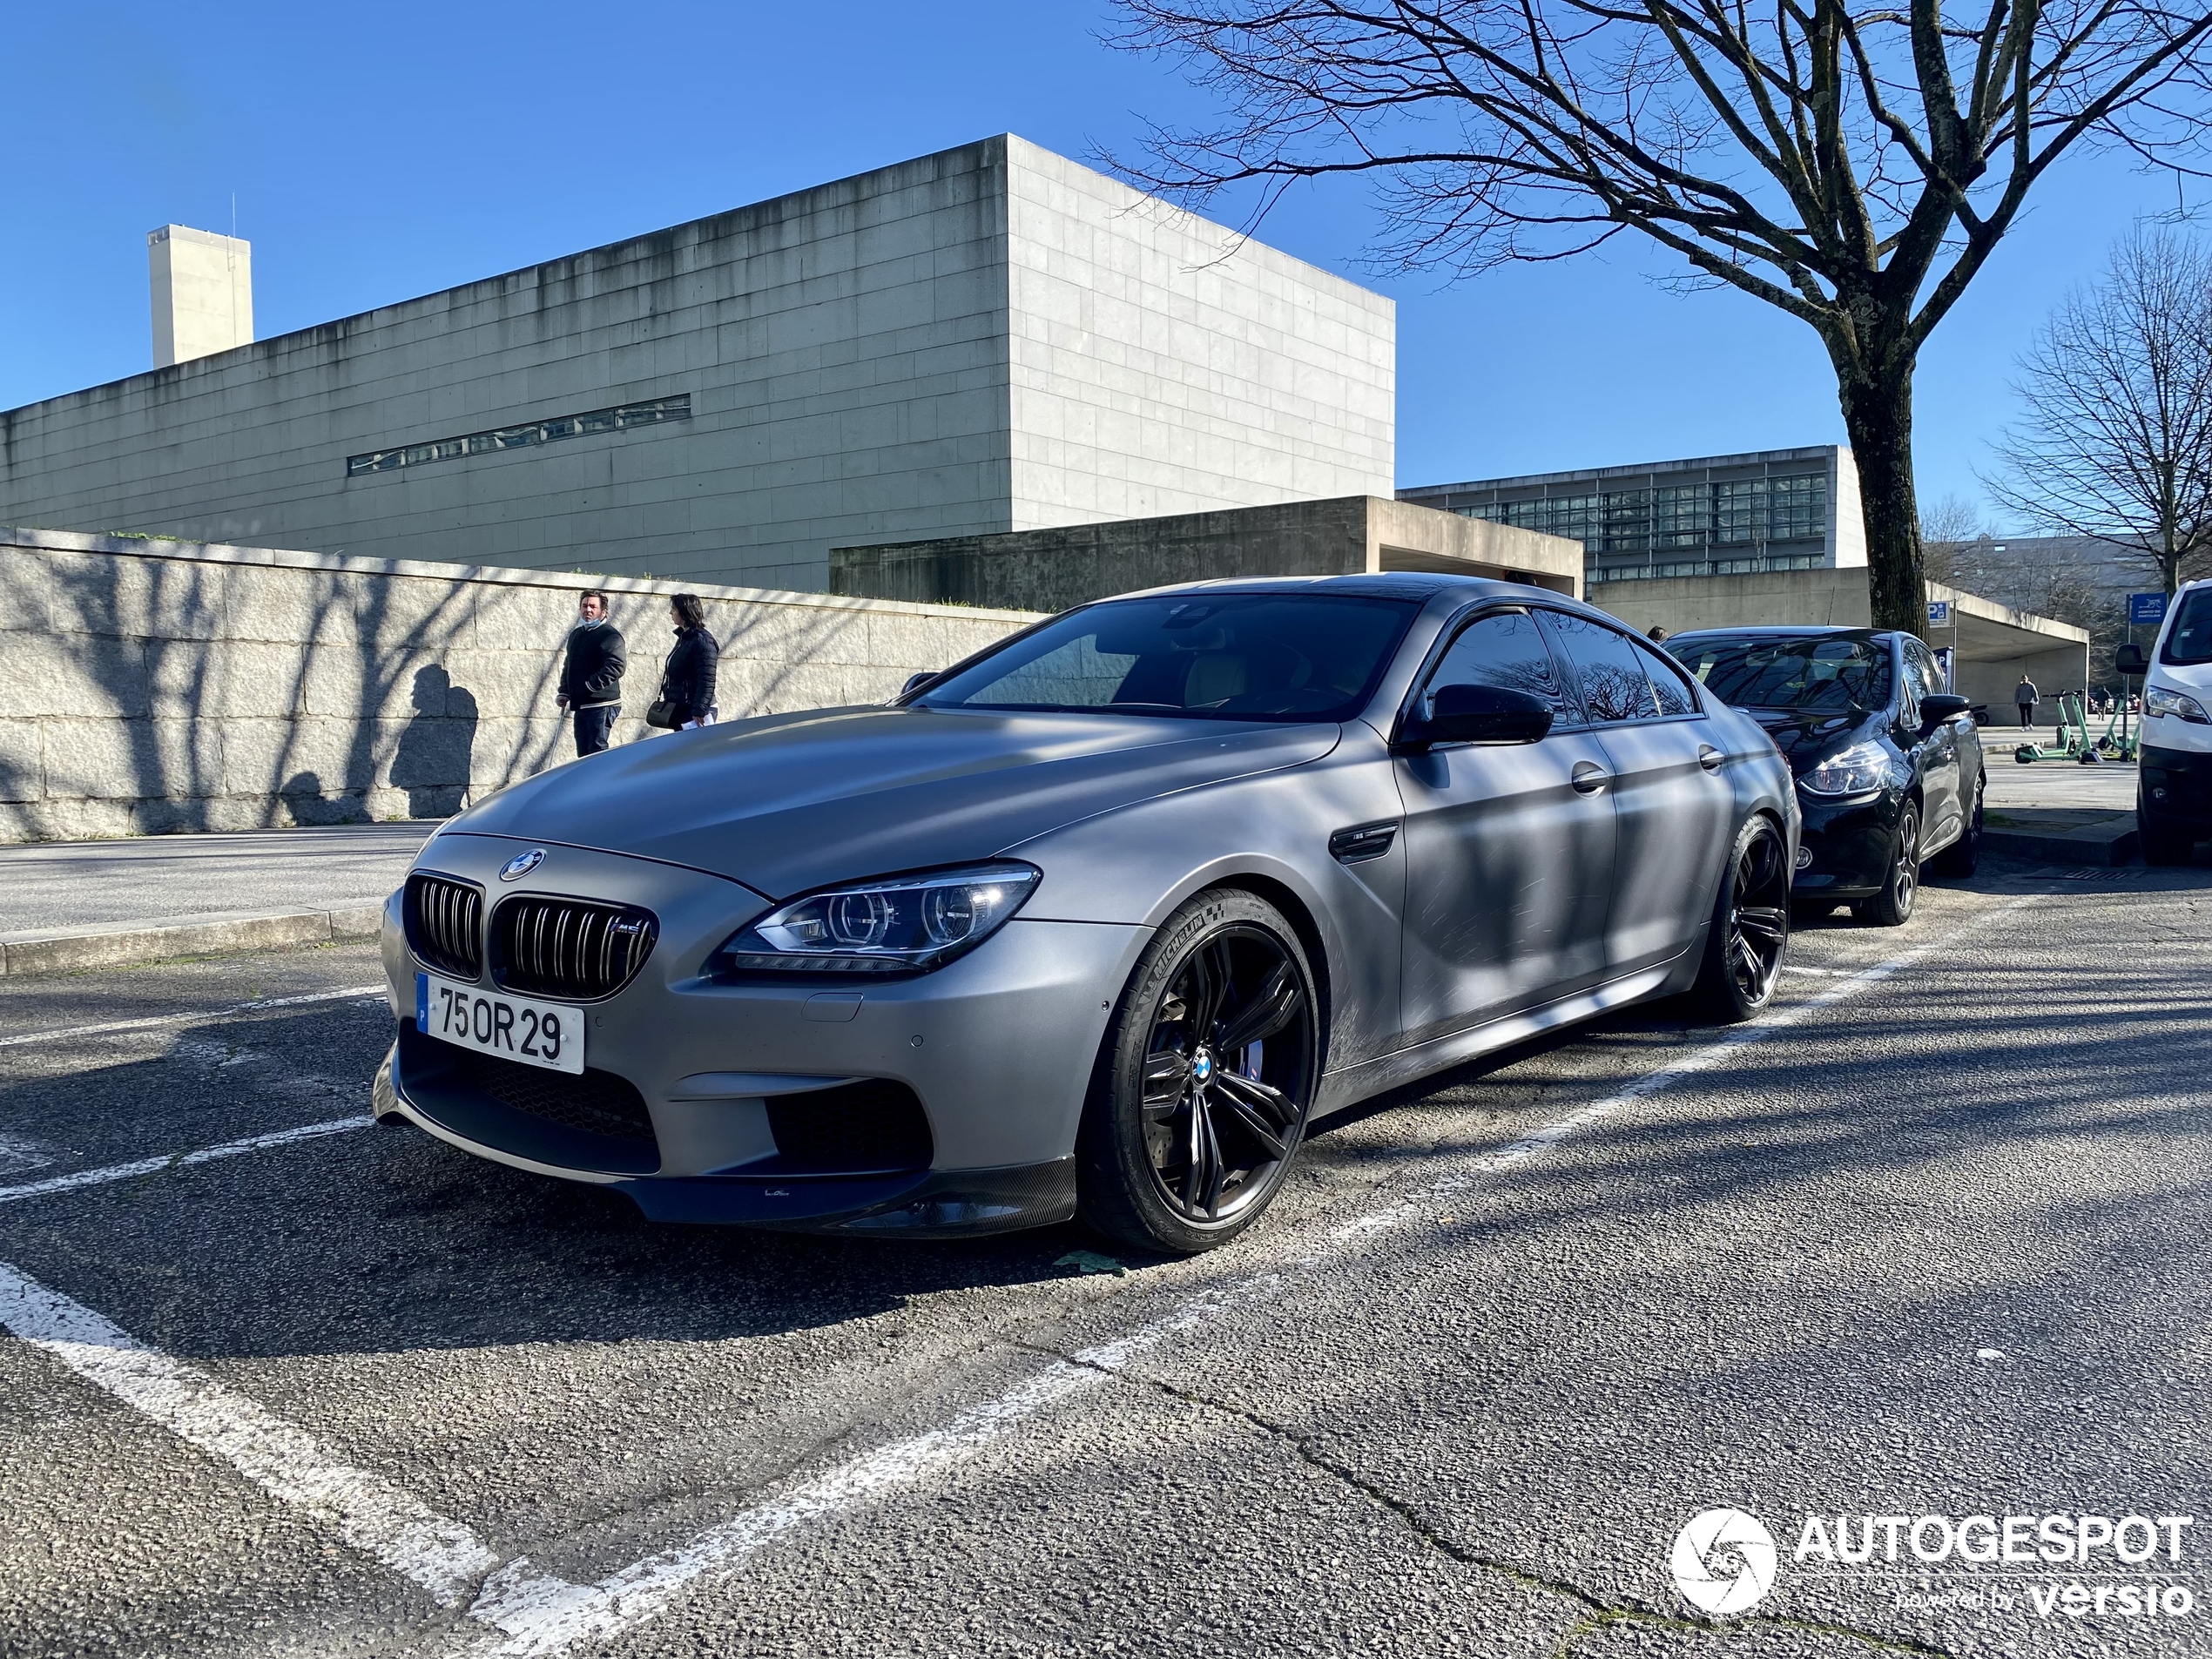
[415,973,428,1032]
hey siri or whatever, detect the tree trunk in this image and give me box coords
[1837,371,1930,640]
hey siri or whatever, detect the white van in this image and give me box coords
[2139,577,2212,864]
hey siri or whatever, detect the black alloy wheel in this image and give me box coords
[1857,802,1920,927]
[1694,815,1791,1022]
[1932,776,1984,878]
[1077,890,1318,1253]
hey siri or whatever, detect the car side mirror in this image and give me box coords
[900,671,935,698]
[1398,684,1554,750]
[1919,693,1970,728]
[2115,642,2148,676]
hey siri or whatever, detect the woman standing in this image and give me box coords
[658,593,720,730]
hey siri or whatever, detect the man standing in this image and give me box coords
[556,590,627,756]
[2014,675,2040,730]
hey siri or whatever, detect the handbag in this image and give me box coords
[644,698,679,729]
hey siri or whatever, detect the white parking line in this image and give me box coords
[0,1117,373,1206]
[0,1259,502,1607]
[0,897,2036,1654]
[0,986,388,1051]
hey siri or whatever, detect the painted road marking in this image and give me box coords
[0,1118,372,1205]
[0,1259,502,1608]
[0,897,2037,1654]
[0,986,388,1051]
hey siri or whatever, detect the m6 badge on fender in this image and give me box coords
[415,971,585,1074]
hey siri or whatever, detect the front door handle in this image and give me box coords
[1697,744,1724,772]
[1570,760,1609,794]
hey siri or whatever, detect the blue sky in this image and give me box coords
[3,1,2190,521]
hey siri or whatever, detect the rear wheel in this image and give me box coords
[2141,790,2197,867]
[1076,890,1319,1254]
[1691,815,1790,1022]
[1854,803,1920,927]
[1931,776,1984,878]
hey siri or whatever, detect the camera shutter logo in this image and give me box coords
[1671,1508,1779,1615]
[499,849,546,882]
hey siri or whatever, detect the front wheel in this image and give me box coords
[1076,890,1320,1254]
[2141,791,2197,867]
[1854,802,1920,927]
[1691,815,1791,1022]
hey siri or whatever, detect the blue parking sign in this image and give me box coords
[2130,591,2168,626]
[1926,599,1951,625]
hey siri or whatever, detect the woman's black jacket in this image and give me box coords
[659,626,720,724]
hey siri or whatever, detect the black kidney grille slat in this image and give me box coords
[491,896,657,1000]
[405,873,483,979]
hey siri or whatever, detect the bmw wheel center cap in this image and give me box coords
[499,849,547,882]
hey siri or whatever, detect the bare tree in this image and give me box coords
[1106,0,2212,636]
[1918,491,1993,583]
[1987,226,2212,596]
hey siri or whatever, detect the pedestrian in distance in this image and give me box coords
[1645,624,1669,643]
[556,590,627,756]
[651,592,720,732]
[2014,675,2039,729]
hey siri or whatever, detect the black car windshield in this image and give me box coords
[915,593,1420,721]
[1668,634,1893,712]
[2161,588,2212,665]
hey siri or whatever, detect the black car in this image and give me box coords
[1662,627,1984,924]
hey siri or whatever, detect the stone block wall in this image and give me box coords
[0,527,1035,843]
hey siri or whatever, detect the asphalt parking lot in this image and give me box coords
[1,854,2207,1658]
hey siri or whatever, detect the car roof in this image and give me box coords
[1665,625,1894,644]
[1096,571,1583,604]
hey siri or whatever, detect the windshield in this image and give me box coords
[916,592,1420,721]
[1667,634,1894,712]
[2162,589,2212,666]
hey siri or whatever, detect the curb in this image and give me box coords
[1984,812,2141,868]
[0,904,387,977]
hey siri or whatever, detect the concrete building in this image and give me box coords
[0,138,1393,594]
[148,225,253,368]
[1400,446,1863,588]
[830,496,1581,613]
[1587,567,2088,714]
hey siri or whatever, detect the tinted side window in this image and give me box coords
[1542,611,1663,723]
[1426,609,1578,724]
[2164,588,2212,665]
[1898,641,1933,721]
[1630,637,1697,717]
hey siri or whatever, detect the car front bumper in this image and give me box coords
[2141,742,2212,829]
[375,833,1148,1234]
[1788,788,1902,898]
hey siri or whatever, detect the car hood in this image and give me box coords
[447,706,1341,897]
[1737,707,1883,772]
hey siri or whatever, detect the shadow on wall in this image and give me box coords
[390,664,480,818]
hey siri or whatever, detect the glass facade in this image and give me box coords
[1417,461,1831,583]
[346,395,691,478]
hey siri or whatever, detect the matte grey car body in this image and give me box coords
[374,574,1797,1238]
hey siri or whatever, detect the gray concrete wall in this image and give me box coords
[0,526,1034,844]
[0,138,1393,597]
[828,496,1581,614]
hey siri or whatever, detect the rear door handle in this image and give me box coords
[1697,744,1724,772]
[1570,760,1608,794]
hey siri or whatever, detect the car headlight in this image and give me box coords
[1798,739,1893,796]
[2146,685,2211,724]
[717,863,1042,974]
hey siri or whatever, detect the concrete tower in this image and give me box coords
[148,225,253,368]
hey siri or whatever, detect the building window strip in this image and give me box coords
[346,395,691,478]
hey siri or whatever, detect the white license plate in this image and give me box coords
[415,973,585,1075]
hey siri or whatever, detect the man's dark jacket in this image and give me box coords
[559,620,627,707]
[659,626,720,725]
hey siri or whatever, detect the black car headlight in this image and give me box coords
[717,863,1042,974]
[1798,739,1894,797]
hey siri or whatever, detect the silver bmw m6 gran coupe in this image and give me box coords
[374,574,1797,1251]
